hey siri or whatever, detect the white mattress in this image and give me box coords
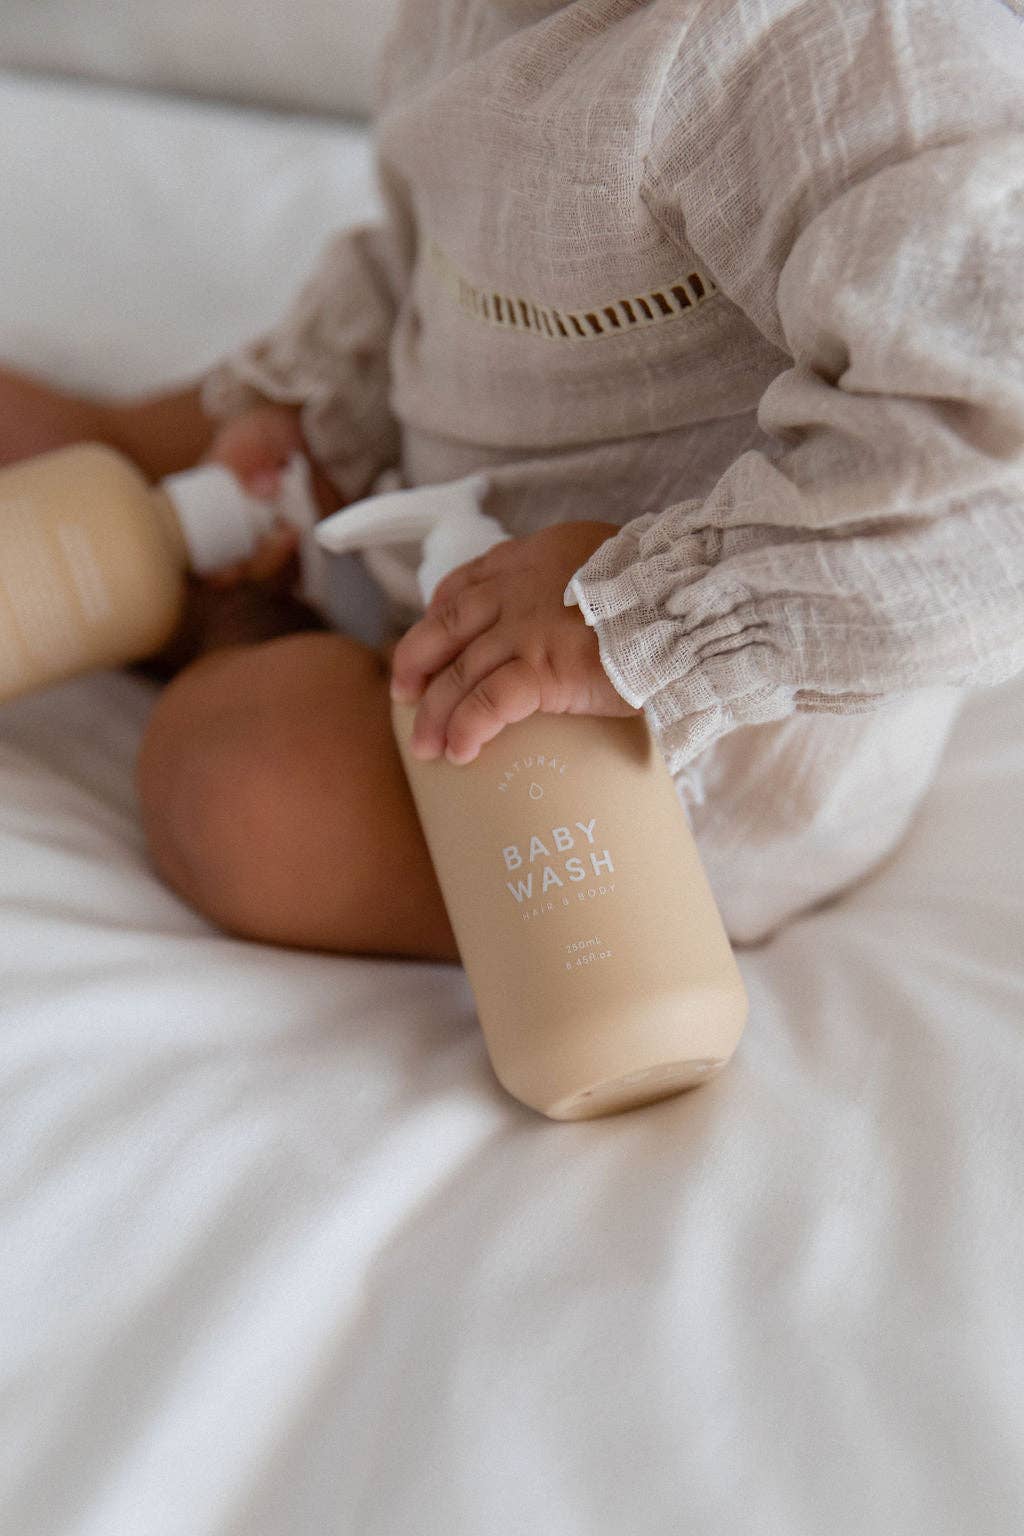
[2,72,1023,1536]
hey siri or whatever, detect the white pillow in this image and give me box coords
[0,0,400,119]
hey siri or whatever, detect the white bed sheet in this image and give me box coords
[1,72,1022,1536]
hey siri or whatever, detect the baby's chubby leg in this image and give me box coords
[136,631,460,962]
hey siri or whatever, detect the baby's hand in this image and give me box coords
[203,405,338,587]
[389,520,638,764]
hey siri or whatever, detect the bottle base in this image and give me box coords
[544,1056,727,1122]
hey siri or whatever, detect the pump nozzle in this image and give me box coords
[315,472,509,607]
[161,453,333,619]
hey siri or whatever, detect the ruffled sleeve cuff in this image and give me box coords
[566,472,1024,798]
[565,510,803,788]
[201,223,402,505]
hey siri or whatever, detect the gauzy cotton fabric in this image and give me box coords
[202,0,1024,942]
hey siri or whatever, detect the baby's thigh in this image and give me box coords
[136,631,459,961]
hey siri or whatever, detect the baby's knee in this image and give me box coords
[137,647,265,927]
[137,639,317,932]
[136,631,387,942]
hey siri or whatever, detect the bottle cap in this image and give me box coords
[161,463,278,576]
[315,472,508,606]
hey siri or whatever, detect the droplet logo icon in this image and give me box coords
[528,782,544,800]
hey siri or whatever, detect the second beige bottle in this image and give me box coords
[0,441,300,705]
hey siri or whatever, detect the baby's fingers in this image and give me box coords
[390,580,501,702]
[427,551,493,613]
[206,405,304,489]
[443,659,542,765]
[245,523,301,581]
[203,524,299,589]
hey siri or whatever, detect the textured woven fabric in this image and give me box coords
[203,0,1024,939]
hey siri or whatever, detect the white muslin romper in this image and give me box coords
[203,0,1024,943]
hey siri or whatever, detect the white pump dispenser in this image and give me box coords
[316,472,506,605]
[161,461,278,575]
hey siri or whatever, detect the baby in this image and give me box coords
[2,0,1022,957]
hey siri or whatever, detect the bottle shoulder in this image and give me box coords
[42,439,148,485]
[391,702,688,834]
[392,701,659,774]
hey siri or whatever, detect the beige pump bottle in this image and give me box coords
[318,476,748,1121]
[0,442,316,704]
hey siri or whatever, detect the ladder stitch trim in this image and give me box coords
[425,238,718,342]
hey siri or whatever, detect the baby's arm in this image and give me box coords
[0,364,310,498]
[0,366,209,479]
[564,1,1024,786]
[0,365,327,583]
[94,381,217,482]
